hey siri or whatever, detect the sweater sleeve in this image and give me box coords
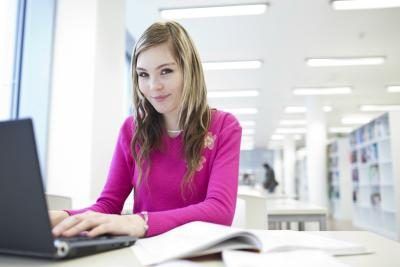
[145,114,242,237]
[65,117,134,215]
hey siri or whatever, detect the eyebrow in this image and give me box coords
[136,62,176,71]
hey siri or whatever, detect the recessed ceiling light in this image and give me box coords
[332,0,400,10]
[208,90,259,98]
[276,128,307,134]
[341,116,373,124]
[241,139,255,150]
[203,60,262,70]
[284,106,333,113]
[284,106,306,113]
[160,4,268,19]
[360,105,400,111]
[329,127,354,134]
[242,128,255,135]
[241,136,254,142]
[293,87,352,95]
[223,108,258,115]
[271,134,284,140]
[306,57,385,67]
[387,85,400,93]
[293,134,302,140]
[280,120,307,125]
[240,121,256,127]
[270,134,302,141]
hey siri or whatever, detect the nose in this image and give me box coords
[149,77,163,91]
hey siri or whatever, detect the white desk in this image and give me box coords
[0,231,399,267]
[266,199,328,230]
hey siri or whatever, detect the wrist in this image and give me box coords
[137,211,149,237]
[127,213,148,238]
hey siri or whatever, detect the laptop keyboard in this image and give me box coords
[58,235,114,242]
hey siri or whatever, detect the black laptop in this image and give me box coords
[0,119,137,259]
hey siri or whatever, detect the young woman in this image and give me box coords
[51,21,242,238]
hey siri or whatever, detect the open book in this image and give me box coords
[132,221,369,265]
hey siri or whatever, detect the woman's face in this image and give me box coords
[136,43,183,118]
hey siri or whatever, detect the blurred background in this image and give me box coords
[1,0,400,240]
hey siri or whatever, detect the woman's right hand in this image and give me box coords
[49,210,69,228]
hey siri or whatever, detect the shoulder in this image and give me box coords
[209,109,241,133]
[119,116,135,141]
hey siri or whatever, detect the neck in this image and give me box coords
[163,110,181,132]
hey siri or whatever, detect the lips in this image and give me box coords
[153,94,171,102]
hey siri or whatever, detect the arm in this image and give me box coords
[145,115,242,237]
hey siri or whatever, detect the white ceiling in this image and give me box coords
[126,0,400,149]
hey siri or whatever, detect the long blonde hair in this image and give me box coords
[131,21,210,191]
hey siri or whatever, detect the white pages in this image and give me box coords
[132,221,368,266]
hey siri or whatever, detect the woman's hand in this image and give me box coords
[49,210,70,228]
[51,211,146,238]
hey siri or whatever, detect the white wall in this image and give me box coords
[47,0,126,207]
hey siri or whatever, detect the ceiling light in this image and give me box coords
[223,108,258,115]
[271,134,302,141]
[242,128,255,135]
[271,134,284,140]
[284,106,332,113]
[294,135,302,140]
[387,85,400,93]
[306,57,385,67]
[160,4,268,19]
[341,116,373,124]
[280,120,306,125]
[293,87,352,95]
[208,90,259,98]
[203,60,262,70]
[240,121,256,127]
[276,128,307,134]
[329,127,353,134]
[241,136,254,143]
[332,0,400,10]
[360,105,400,112]
[241,140,255,151]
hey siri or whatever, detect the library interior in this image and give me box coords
[1,0,400,266]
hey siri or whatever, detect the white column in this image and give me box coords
[47,0,126,207]
[273,149,284,194]
[283,136,296,196]
[306,97,328,207]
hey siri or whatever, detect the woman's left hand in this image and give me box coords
[52,211,146,238]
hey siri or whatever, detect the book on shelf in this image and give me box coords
[132,221,369,266]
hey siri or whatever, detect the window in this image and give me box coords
[0,0,20,120]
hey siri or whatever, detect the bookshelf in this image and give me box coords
[295,149,308,201]
[327,138,352,220]
[350,112,400,241]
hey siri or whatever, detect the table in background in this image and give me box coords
[266,198,328,230]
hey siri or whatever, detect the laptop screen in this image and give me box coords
[0,119,55,256]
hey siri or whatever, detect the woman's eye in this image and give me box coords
[161,68,173,75]
[138,72,148,78]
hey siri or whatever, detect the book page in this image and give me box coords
[223,250,350,267]
[132,221,262,266]
[249,230,369,255]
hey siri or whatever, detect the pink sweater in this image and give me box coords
[66,110,242,237]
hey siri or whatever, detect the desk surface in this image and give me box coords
[0,231,399,267]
